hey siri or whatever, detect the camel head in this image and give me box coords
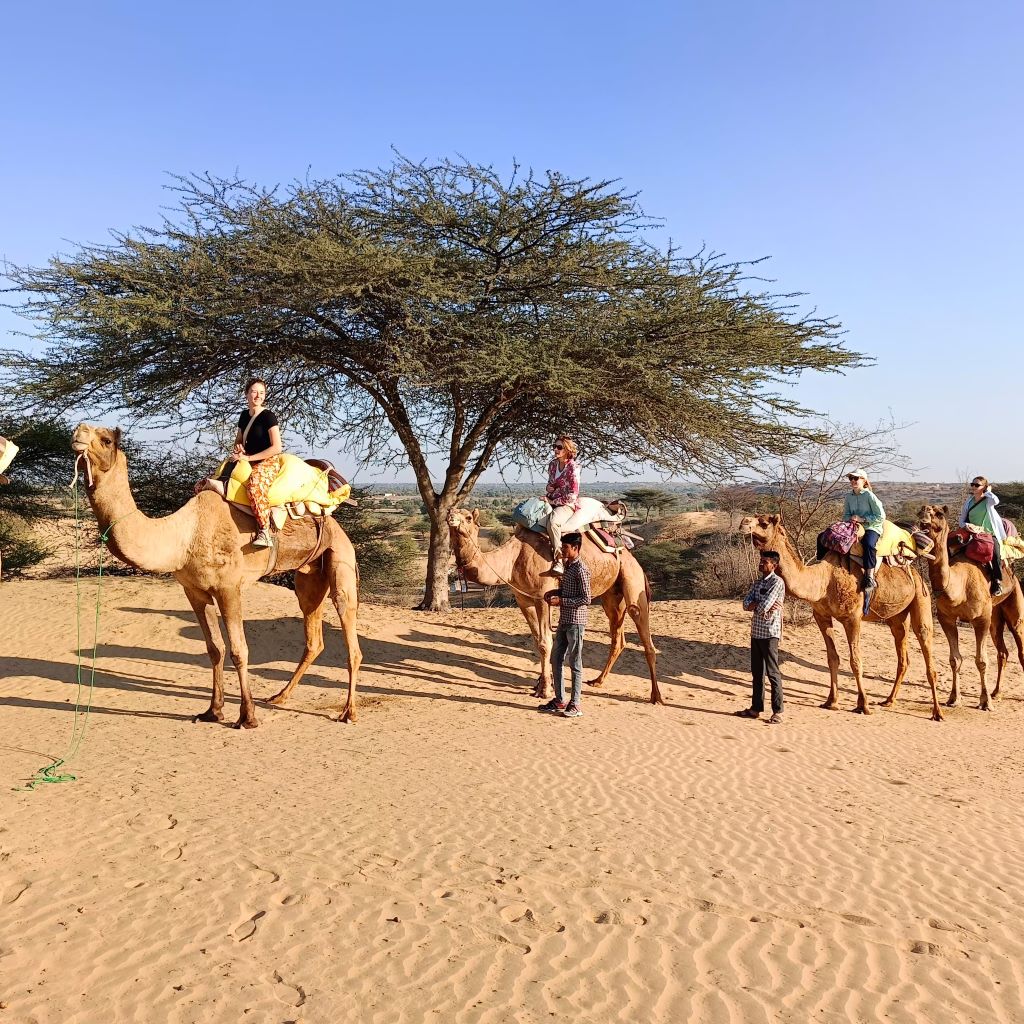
[916,504,951,544]
[739,512,786,551]
[71,423,124,484]
[446,508,481,549]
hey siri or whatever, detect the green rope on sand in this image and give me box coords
[19,489,125,790]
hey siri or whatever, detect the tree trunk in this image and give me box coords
[417,507,454,611]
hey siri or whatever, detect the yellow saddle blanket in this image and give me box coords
[215,454,351,517]
[1001,535,1024,562]
[850,520,919,561]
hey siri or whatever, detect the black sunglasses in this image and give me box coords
[553,444,565,450]
[971,481,984,488]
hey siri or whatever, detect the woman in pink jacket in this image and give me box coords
[544,436,580,575]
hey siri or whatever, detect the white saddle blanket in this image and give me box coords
[561,496,626,532]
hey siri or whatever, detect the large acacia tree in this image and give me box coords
[3,157,861,609]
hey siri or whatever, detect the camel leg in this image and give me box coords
[880,610,910,708]
[812,610,842,709]
[989,613,1010,702]
[909,592,943,722]
[839,616,871,714]
[267,569,330,706]
[1001,610,1024,698]
[215,585,257,729]
[184,585,226,724]
[515,594,554,699]
[626,591,663,705]
[587,591,627,689]
[328,554,363,724]
[939,615,964,707]
[973,613,993,711]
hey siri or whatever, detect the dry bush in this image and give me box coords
[691,536,760,599]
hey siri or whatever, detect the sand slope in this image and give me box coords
[2,578,1024,1023]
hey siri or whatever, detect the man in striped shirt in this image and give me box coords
[736,550,786,724]
[538,532,592,718]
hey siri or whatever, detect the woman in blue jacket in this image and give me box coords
[960,476,1006,596]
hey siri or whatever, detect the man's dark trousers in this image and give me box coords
[750,637,783,714]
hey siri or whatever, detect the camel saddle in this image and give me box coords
[199,453,352,529]
[513,496,638,555]
[847,519,923,566]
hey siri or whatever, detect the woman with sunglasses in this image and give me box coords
[817,470,885,591]
[544,436,580,575]
[959,476,1006,596]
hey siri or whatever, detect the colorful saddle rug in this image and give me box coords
[204,453,351,526]
[583,524,635,554]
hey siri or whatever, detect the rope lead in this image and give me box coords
[20,482,103,791]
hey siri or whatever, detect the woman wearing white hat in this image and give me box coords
[817,469,885,591]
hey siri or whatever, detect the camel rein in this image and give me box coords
[19,476,106,790]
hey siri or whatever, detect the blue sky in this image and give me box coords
[2,1,1022,483]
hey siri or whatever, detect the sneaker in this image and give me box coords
[768,712,784,724]
[537,699,566,713]
[561,703,583,718]
[253,529,274,549]
[991,581,1004,597]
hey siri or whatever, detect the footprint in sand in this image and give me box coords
[232,910,267,942]
[162,844,184,862]
[593,909,624,925]
[272,971,306,1007]
[499,903,535,924]
[280,893,306,907]
[242,860,280,884]
[693,899,719,915]
[1,881,31,907]
[910,940,941,955]
[841,913,876,926]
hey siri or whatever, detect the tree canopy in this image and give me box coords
[2,156,862,607]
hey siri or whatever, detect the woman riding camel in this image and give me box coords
[232,378,284,549]
[960,476,1006,596]
[544,436,580,575]
[817,469,885,591]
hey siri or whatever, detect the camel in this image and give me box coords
[71,424,362,728]
[447,509,662,704]
[915,504,1024,710]
[741,514,943,721]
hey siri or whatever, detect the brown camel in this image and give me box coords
[447,509,663,704]
[741,514,943,720]
[71,423,362,728]
[915,504,1024,710]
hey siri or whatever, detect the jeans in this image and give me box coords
[552,624,585,706]
[991,538,1003,586]
[750,637,784,714]
[816,527,880,573]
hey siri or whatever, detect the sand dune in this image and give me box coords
[3,577,1024,1022]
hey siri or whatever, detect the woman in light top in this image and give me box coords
[960,476,1006,596]
[817,469,885,591]
[544,436,580,575]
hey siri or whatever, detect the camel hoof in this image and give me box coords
[820,701,838,710]
[978,703,992,712]
[532,685,547,699]
[585,678,605,688]
[266,692,289,706]
[650,694,666,706]
[931,711,945,722]
[852,705,873,715]
[233,718,259,730]
[336,710,356,724]
[193,709,223,724]
[945,699,959,708]
[879,699,894,708]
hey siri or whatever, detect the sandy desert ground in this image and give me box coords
[3,576,1024,1023]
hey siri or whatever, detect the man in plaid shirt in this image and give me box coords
[736,550,787,724]
[538,532,592,718]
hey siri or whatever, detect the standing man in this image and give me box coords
[736,550,786,724]
[538,532,592,718]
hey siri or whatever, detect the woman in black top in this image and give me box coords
[234,378,284,548]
